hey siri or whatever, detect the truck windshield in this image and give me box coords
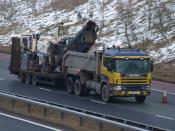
[116,59,150,74]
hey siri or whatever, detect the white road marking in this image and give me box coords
[0,77,5,81]
[91,100,106,104]
[152,88,175,96]
[0,112,61,131]
[38,87,51,92]
[155,115,174,121]
[153,80,175,86]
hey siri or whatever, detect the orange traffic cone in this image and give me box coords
[162,85,168,103]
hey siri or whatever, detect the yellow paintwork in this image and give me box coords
[147,73,152,83]
[101,65,121,84]
[100,56,152,86]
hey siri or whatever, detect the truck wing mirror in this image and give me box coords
[150,61,154,72]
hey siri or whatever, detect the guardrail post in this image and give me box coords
[28,103,31,113]
[61,112,64,120]
[44,107,47,117]
[121,128,124,131]
[11,99,16,109]
[98,122,103,131]
[79,117,83,126]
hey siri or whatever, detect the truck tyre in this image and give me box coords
[32,75,37,86]
[135,96,146,103]
[74,79,83,96]
[101,84,111,103]
[19,72,25,82]
[67,77,74,94]
[26,73,31,84]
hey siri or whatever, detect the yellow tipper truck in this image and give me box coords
[63,48,153,103]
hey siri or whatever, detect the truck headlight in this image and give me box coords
[113,86,122,91]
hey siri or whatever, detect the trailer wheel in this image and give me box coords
[135,96,146,103]
[26,73,31,84]
[67,77,74,94]
[101,84,111,103]
[32,75,38,86]
[74,79,83,96]
[19,72,25,82]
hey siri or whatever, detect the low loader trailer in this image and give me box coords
[9,21,98,87]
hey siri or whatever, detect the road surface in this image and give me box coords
[0,53,175,130]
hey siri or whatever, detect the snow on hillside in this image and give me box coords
[0,0,175,63]
[150,42,175,63]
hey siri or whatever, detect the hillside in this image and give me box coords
[0,0,175,65]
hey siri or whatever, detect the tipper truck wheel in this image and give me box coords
[19,72,25,82]
[135,96,146,103]
[67,77,74,94]
[101,84,111,103]
[74,79,83,96]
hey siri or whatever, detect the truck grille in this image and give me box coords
[121,77,148,84]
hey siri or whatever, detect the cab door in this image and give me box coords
[101,57,115,85]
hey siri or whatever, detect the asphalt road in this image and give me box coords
[0,112,61,131]
[0,53,175,130]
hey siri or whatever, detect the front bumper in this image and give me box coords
[109,85,151,97]
[114,90,150,96]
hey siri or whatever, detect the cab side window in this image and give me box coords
[103,57,115,71]
[103,57,109,68]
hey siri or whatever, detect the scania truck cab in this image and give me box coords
[100,48,153,103]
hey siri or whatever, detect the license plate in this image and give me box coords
[130,91,140,95]
[128,74,141,77]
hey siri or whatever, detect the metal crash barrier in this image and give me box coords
[0,91,165,131]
